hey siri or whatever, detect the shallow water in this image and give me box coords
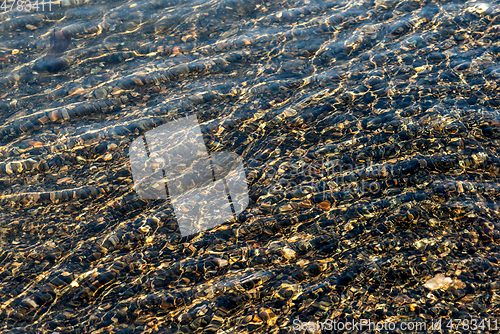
[1,0,500,332]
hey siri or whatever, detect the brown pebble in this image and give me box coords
[318,200,331,210]
[298,199,313,209]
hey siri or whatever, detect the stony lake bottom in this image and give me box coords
[1,0,500,333]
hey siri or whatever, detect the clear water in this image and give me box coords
[1,0,500,332]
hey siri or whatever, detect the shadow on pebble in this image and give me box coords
[33,28,72,74]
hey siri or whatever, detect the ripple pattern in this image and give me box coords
[1,0,500,332]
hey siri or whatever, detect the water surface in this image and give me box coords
[1,0,500,332]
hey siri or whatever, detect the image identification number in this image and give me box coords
[1,0,52,12]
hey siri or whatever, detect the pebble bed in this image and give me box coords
[1,0,500,333]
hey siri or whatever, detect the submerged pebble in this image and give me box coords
[1,0,500,332]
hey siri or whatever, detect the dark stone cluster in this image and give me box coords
[0,0,500,333]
